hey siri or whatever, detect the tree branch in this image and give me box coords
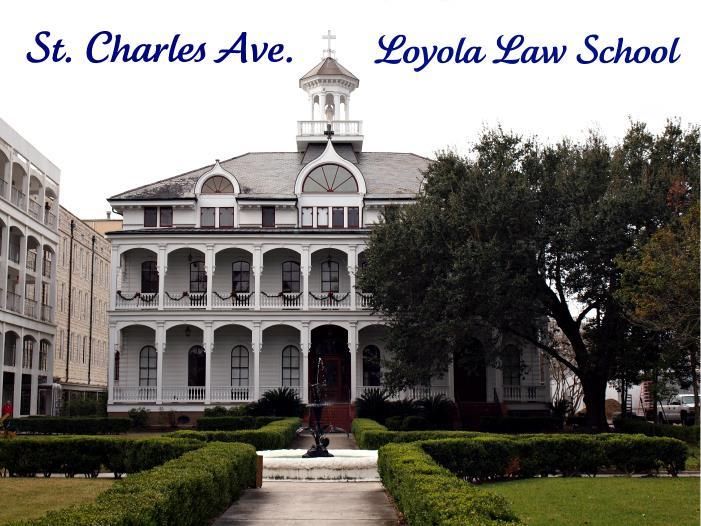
[505,327,581,376]
[576,302,599,327]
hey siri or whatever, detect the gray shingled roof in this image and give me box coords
[299,57,358,83]
[109,149,430,200]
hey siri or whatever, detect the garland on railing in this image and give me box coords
[213,291,254,302]
[116,291,140,301]
[308,291,350,303]
[165,291,190,301]
[261,291,303,300]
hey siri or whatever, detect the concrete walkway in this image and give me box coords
[213,481,398,525]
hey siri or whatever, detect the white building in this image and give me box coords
[0,118,59,417]
[106,41,549,426]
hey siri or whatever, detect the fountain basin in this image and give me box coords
[258,449,379,481]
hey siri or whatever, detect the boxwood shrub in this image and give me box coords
[196,416,281,431]
[171,417,300,450]
[479,415,561,433]
[9,417,131,435]
[378,442,519,526]
[613,417,700,444]
[0,436,201,478]
[352,418,483,449]
[14,442,257,526]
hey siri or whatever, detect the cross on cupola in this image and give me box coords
[324,123,334,142]
[322,29,336,58]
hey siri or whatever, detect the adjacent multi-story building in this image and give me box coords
[105,42,550,426]
[54,206,112,403]
[0,118,59,417]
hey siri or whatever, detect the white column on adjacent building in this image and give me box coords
[349,322,358,402]
[204,322,213,404]
[205,245,214,310]
[157,245,166,310]
[18,229,27,309]
[302,245,310,311]
[107,324,117,404]
[13,329,23,417]
[253,246,262,311]
[348,246,357,310]
[300,321,310,403]
[109,246,120,310]
[252,322,261,400]
[156,322,165,405]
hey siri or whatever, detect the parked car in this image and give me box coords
[658,394,696,425]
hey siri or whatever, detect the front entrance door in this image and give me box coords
[454,340,487,403]
[309,325,350,403]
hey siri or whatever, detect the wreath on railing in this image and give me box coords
[308,291,350,303]
[214,291,254,302]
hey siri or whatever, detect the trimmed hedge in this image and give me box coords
[423,434,688,479]
[196,416,281,431]
[0,436,201,478]
[15,442,257,526]
[378,442,518,526]
[613,417,700,444]
[9,417,131,435]
[352,418,483,449]
[479,415,561,433]
[172,417,301,450]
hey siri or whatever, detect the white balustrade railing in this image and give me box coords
[308,291,351,310]
[163,291,206,309]
[502,384,548,402]
[10,187,25,209]
[297,120,362,136]
[260,292,302,309]
[6,291,21,313]
[162,386,206,402]
[115,291,159,309]
[355,385,449,401]
[112,385,157,402]
[212,292,254,309]
[356,292,373,309]
[28,200,41,220]
[211,386,251,402]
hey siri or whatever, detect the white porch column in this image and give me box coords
[348,246,357,310]
[302,245,310,311]
[301,321,310,403]
[349,322,358,402]
[13,329,23,417]
[109,246,119,310]
[156,322,165,405]
[253,246,262,311]
[205,244,214,310]
[157,245,166,310]
[494,360,504,403]
[107,324,117,404]
[29,369,38,416]
[252,322,261,400]
[204,322,213,404]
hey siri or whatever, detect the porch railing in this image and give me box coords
[115,291,159,309]
[10,187,25,209]
[356,291,373,309]
[28,200,42,221]
[44,209,57,228]
[40,304,53,322]
[502,384,548,402]
[308,291,351,310]
[6,291,21,313]
[211,386,251,402]
[162,386,206,402]
[297,120,362,136]
[212,291,254,309]
[112,385,157,402]
[355,385,449,401]
[163,292,207,309]
[260,292,302,309]
[24,298,37,319]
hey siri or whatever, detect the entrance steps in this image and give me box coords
[303,403,355,432]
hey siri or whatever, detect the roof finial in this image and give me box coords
[322,29,336,58]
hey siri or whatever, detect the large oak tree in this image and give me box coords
[358,121,699,429]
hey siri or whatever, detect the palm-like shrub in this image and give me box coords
[355,388,391,423]
[247,387,303,417]
[417,394,456,429]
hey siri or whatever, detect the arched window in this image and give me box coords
[141,261,159,293]
[114,351,120,382]
[281,261,300,293]
[232,261,250,293]
[38,340,49,371]
[139,346,157,386]
[22,338,34,369]
[321,260,340,293]
[190,261,207,292]
[188,345,206,386]
[3,332,17,367]
[502,345,522,386]
[302,164,358,193]
[201,176,234,194]
[282,346,300,387]
[362,345,382,386]
[231,346,249,387]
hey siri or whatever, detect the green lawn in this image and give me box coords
[0,478,113,524]
[484,477,700,526]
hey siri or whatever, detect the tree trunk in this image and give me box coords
[690,348,700,426]
[581,373,608,431]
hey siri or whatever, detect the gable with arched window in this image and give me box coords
[201,175,235,194]
[282,346,300,387]
[302,164,358,193]
[231,345,249,386]
[139,346,157,386]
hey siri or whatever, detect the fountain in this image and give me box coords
[303,357,333,458]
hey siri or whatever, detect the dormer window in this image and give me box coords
[201,176,234,194]
[302,164,358,193]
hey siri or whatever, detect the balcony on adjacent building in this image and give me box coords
[6,291,21,313]
[10,186,25,209]
[27,200,42,221]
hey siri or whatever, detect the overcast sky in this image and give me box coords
[1,0,699,218]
